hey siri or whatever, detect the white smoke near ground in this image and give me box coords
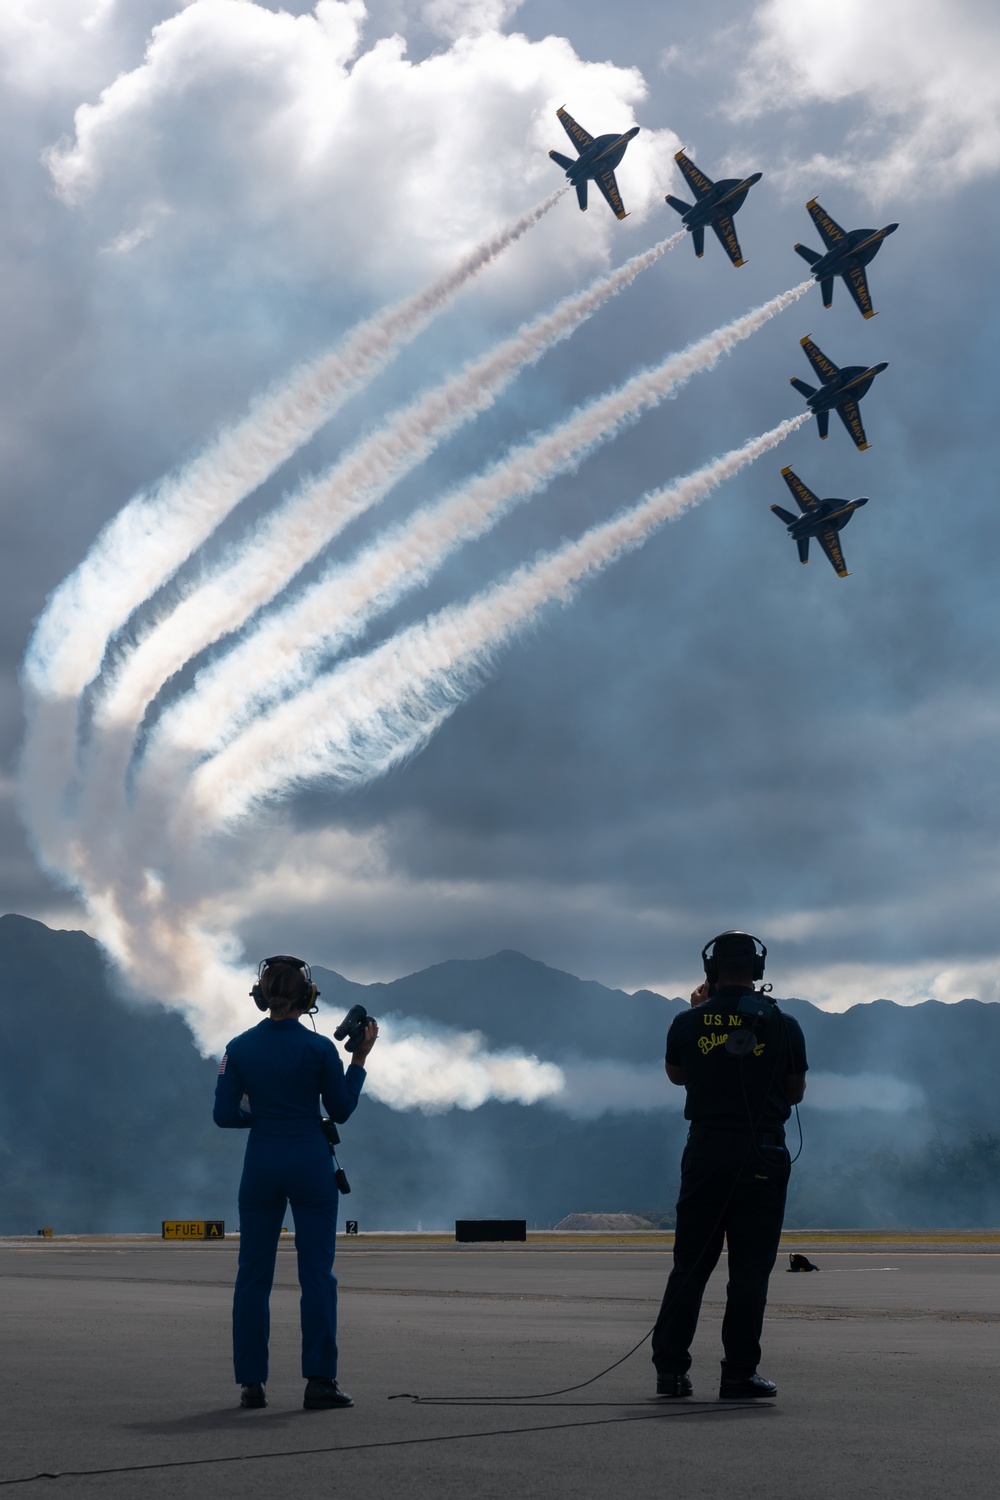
[544,1060,683,1118]
[90,225,681,761]
[804,1073,926,1113]
[338,1013,564,1113]
[147,277,808,764]
[187,415,809,823]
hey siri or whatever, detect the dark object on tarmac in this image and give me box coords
[719,1372,777,1399]
[455,1219,527,1242]
[240,1382,267,1408]
[345,1220,359,1235]
[334,1003,376,1053]
[788,1252,820,1272]
[665,151,762,266]
[548,106,639,220]
[791,335,888,450]
[656,1372,693,1398]
[771,465,869,579]
[794,199,898,319]
[304,1378,353,1409]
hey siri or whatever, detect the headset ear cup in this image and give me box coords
[250,983,268,1013]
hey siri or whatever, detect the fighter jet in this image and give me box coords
[665,152,762,267]
[794,199,898,319]
[791,336,888,450]
[548,107,639,220]
[771,467,869,578]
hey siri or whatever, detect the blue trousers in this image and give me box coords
[233,1129,339,1384]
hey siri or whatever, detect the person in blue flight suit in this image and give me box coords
[651,931,807,1401]
[214,955,378,1410]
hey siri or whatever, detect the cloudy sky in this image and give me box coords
[3,0,1000,1023]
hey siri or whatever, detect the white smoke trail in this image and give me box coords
[149,279,811,761]
[19,191,562,868]
[24,192,565,706]
[186,415,809,825]
[93,229,686,753]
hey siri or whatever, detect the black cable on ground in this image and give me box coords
[0,1402,769,1487]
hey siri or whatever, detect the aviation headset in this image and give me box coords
[701,930,767,986]
[251,955,319,1014]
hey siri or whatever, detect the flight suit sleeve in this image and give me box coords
[213,1045,252,1128]
[320,1038,367,1124]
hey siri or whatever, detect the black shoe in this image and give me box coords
[655,1373,693,1398]
[240,1382,267,1408]
[303,1377,353,1410]
[719,1372,777,1400]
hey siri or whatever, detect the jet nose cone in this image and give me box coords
[747,172,763,185]
[873,361,889,373]
[855,497,870,507]
[884,223,899,234]
[626,126,640,139]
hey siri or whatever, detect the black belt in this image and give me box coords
[689,1122,786,1146]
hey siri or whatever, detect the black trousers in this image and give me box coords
[651,1125,789,1379]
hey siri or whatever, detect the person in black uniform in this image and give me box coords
[214,955,377,1411]
[651,930,807,1400]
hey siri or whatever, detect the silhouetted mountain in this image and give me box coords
[2,915,999,1232]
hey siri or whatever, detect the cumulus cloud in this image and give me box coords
[45,0,678,290]
[733,0,1000,197]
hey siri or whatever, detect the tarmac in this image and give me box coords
[0,1230,997,1498]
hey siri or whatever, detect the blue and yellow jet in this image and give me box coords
[665,151,762,266]
[548,106,639,220]
[771,467,869,578]
[794,200,898,319]
[791,336,888,450]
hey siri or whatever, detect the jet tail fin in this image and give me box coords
[790,377,817,399]
[794,242,821,265]
[771,504,798,526]
[796,537,810,564]
[665,194,692,216]
[575,179,588,211]
[549,150,575,171]
[692,225,705,258]
[820,277,834,308]
[816,410,830,440]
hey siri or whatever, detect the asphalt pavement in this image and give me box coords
[0,1234,996,1498]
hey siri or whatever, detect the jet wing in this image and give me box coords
[800,335,839,383]
[711,214,745,267]
[806,198,846,249]
[674,151,714,200]
[844,264,876,319]
[557,107,594,152]
[781,466,821,513]
[817,527,850,578]
[594,168,628,220]
[836,398,869,451]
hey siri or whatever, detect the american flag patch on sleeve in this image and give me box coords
[218,1054,228,1075]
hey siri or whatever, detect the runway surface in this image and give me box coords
[0,1234,996,1497]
